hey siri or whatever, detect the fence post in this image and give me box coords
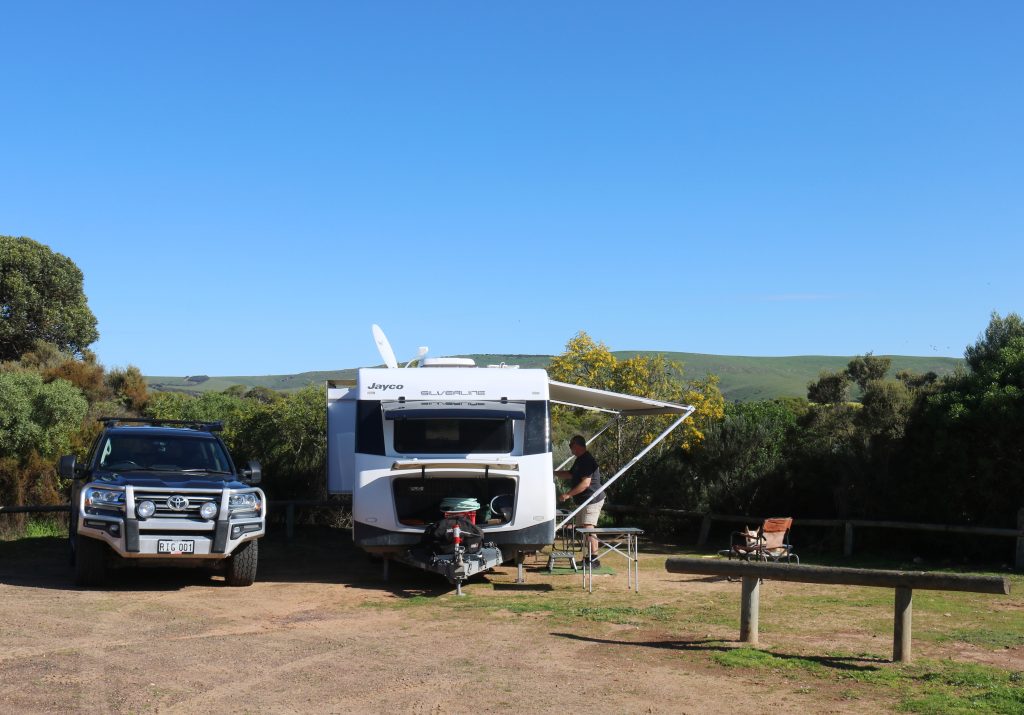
[1016,508,1024,571]
[740,576,760,646]
[844,521,854,557]
[697,514,712,547]
[893,587,913,663]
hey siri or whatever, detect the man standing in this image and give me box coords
[554,435,605,567]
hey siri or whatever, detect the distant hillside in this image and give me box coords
[635,352,962,402]
[146,352,964,402]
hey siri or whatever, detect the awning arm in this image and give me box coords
[551,400,619,415]
[554,416,618,471]
[556,407,695,531]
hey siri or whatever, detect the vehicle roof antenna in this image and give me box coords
[405,346,428,368]
[371,324,399,369]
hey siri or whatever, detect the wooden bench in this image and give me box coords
[665,557,1010,662]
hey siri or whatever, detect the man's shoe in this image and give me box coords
[585,558,601,569]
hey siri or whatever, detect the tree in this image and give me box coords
[807,370,850,404]
[548,332,616,390]
[144,386,328,501]
[547,331,725,502]
[897,312,1024,526]
[0,370,88,459]
[0,236,98,361]
[846,352,892,391]
[964,311,1024,373]
[0,370,89,507]
[105,366,151,412]
[647,399,799,514]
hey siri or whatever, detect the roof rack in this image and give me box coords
[98,416,224,432]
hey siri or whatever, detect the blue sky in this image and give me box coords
[3,2,1021,376]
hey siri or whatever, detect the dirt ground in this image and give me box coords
[0,527,1019,714]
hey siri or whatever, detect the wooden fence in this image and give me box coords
[605,504,1024,570]
[3,501,1023,569]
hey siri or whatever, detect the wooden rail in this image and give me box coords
[606,504,1024,570]
[665,556,1011,663]
[6,502,1024,568]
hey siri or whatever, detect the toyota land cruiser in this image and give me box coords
[60,417,266,587]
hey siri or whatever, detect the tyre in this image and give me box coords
[225,539,258,587]
[67,511,77,566]
[74,536,107,587]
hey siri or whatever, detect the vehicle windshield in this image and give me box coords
[97,434,232,473]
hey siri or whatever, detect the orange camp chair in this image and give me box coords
[726,517,799,563]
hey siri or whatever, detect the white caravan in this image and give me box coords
[327,328,695,591]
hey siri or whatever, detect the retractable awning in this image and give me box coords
[550,379,696,531]
[549,380,693,416]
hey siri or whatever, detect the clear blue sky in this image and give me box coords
[3,2,1021,376]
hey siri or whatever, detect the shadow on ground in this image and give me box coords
[551,632,889,671]
[0,526,532,596]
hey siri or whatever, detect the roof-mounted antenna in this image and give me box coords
[371,324,399,369]
[406,346,429,368]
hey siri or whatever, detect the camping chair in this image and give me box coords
[726,517,799,564]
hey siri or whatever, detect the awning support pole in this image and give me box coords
[554,417,618,471]
[556,408,694,531]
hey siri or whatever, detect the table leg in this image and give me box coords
[622,532,630,590]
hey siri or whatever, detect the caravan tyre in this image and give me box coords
[225,540,258,587]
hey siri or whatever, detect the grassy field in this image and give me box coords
[146,352,963,402]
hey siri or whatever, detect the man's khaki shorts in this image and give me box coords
[574,499,605,527]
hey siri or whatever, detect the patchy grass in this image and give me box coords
[23,518,65,539]
[349,543,1024,711]
[570,605,676,624]
[365,585,681,627]
[930,627,1024,650]
[900,662,1024,714]
[0,517,66,541]
[712,648,1024,714]
[713,647,830,677]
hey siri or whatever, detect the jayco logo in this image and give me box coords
[368,382,403,390]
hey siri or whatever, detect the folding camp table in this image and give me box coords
[576,526,644,593]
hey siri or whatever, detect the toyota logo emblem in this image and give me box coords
[167,495,190,511]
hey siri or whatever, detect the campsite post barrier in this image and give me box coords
[894,587,913,662]
[665,557,1010,663]
[739,576,760,646]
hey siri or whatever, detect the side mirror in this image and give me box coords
[242,460,262,485]
[59,455,78,479]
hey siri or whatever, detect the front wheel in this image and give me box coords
[225,539,258,587]
[74,536,107,587]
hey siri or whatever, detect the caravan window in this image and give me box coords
[393,418,513,454]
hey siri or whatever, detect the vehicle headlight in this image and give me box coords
[199,501,219,520]
[136,500,156,519]
[229,493,260,512]
[85,487,125,510]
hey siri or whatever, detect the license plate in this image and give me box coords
[157,540,194,554]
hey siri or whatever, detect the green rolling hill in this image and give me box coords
[146,352,964,403]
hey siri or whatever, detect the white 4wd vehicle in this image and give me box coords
[61,418,266,587]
